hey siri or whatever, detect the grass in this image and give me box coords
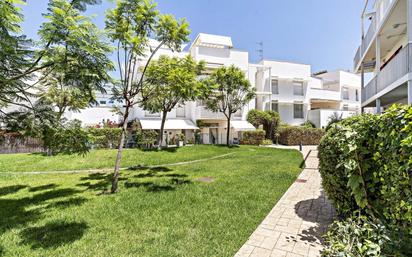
[0,145,303,257]
[0,145,238,172]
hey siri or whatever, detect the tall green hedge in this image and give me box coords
[279,126,325,145]
[240,129,265,145]
[88,128,122,149]
[319,105,412,253]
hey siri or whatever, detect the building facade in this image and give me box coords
[68,33,361,144]
[353,0,412,112]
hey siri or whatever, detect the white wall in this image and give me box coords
[65,107,120,126]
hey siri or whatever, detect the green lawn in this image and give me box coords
[0,145,303,257]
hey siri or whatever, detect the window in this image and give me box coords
[99,100,107,105]
[271,79,279,94]
[271,101,278,112]
[355,89,359,101]
[343,87,349,100]
[293,103,304,119]
[343,104,349,111]
[293,81,304,96]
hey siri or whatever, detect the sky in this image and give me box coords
[20,0,364,74]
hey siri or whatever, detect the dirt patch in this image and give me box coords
[196,176,215,183]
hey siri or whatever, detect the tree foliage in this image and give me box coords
[247,109,280,141]
[203,65,255,146]
[0,0,113,155]
[142,55,205,147]
[105,0,190,192]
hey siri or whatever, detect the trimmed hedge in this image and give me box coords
[319,105,412,254]
[278,126,325,145]
[240,129,265,145]
[88,128,122,149]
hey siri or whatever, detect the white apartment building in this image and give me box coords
[68,33,361,144]
[353,0,412,112]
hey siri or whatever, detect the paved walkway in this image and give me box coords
[235,146,335,257]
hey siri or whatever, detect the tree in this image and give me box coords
[203,66,255,146]
[0,0,113,156]
[141,55,205,149]
[247,109,280,141]
[0,0,112,112]
[105,0,190,193]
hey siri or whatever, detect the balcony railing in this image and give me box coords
[354,18,376,70]
[354,46,361,71]
[196,106,242,120]
[362,43,411,102]
[308,88,341,101]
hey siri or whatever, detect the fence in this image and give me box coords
[0,134,43,154]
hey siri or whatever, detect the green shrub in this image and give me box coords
[88,127,122,149]
[278,126,325,145]
[43,120,90,155]
[260,139,273,145]
[241,129,265,145]
[301,120,316,128]
[323,213,390,257]
[135,130,158,148]
[319,105,412,254]
[247,109,280,141]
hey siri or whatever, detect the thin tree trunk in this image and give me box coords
[157,110,167,150]
[111,104,130,193]
[226,116,231,146]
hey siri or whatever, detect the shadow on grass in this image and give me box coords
[0,185,27,196]
[0,188,83,235]
[77,173,127,192]
[29,183,58,192]
[20,220,88,249]
[124,177,191,192]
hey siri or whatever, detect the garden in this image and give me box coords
[0,145,303,257]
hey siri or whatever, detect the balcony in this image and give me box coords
[353,0,401,71]
[362,43,411,103]
[307,109,358,128]
[196,106,242,120]
[308,88,342,101]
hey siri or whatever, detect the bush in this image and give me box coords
[301,120,316,128]
[43,120,90,155]
[88,127,122,149]
[247,110,280,141]
[260,139,273,145]
[278,126,325,145]
[135,130,157,148]
[319,105,412,254]
[240,129,265,145]
[323,213,390,256]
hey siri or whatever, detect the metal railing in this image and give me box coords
[354,46,361,71]
[354,17,376,70]
[362,43,411,102]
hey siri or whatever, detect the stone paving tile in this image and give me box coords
[234,146,335,257]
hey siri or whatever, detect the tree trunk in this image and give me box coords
[226,116,231,146]
[111,104,130,193]
[157,110,168,150]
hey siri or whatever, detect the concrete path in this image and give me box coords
[235,146,335,257]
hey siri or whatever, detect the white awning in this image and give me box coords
[230,121,256,131]
[139,119,199,130]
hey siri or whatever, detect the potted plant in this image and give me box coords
[178,133,185,147]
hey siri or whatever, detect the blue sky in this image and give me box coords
[21,0,364,73]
